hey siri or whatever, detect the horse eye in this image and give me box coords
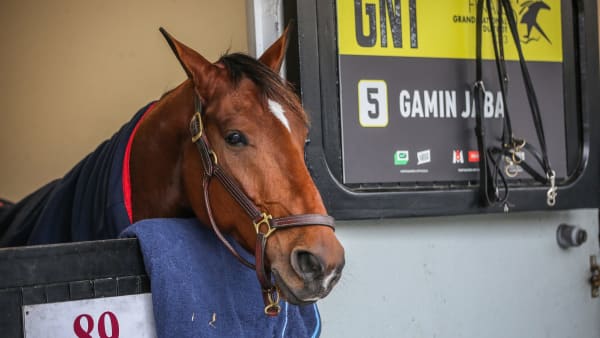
[225,131,248,146]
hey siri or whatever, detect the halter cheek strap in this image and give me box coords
[189,95,335,316]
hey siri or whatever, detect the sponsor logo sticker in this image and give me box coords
[417,149,431,165]
[394,150,409,165]
[452,150,464,164]
[468,150,480,163]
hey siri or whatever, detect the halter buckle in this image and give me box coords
[254,212,275,238]
[264,288,281,316]
[190,112,204,143]
[209,150,218,165]
[510,139,526,164]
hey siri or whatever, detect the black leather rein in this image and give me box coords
[188,94,335,316]
[474,0,557,210]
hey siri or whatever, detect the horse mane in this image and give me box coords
[218,53,309,127]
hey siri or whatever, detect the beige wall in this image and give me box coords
[0,0,248,200]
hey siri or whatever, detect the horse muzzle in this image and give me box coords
[271,238,345,305]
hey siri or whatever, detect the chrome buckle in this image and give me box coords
[504,161,519,178]
[546,170,557,206]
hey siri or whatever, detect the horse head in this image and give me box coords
[155,27,345,312]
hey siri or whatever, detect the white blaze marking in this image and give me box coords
[268,99,290,132]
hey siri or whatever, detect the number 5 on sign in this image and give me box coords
[358,80,388,127]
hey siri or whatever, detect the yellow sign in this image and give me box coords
[337,0,563,62]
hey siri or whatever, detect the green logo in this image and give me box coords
[394,150,409,165]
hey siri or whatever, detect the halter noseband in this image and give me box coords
[189,95,335,316]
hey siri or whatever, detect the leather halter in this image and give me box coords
[189,95,335,316]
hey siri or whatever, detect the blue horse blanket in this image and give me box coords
[0,102,155,246]
[0,102,323,336]
[121,218,322,338]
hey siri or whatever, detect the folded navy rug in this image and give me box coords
[121,218,322,338]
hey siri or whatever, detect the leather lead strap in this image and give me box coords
[255,234,270,287]
[475,0,504,206]
[203,175,255,269]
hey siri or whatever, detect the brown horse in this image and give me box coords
[132,28,344,314]
[0,27,345,315]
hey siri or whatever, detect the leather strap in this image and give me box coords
[272,214,335,229]
[474,0,557,209]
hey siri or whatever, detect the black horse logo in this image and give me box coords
[518,0,552,44]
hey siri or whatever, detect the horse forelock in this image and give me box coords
[217,53,309,128]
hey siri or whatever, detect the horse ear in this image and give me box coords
[159,27,214,90]
[258,23,292,73]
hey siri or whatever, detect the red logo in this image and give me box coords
[468,151,480,163]
[452,150,464,164]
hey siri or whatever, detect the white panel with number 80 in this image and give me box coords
[23,293,156,338]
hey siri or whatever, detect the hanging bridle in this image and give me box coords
[189,94,335,316]
[474,0,558,210]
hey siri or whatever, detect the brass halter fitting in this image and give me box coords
[209,150,218,165]
[264,288,281,316]
[253,212,275,238]
[510,139,526,164]
[190,112,204,143]
[254,212,280,316]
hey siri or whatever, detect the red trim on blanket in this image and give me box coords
[122,102,156,223]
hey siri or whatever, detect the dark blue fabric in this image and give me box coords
[0,102,155,246]
[120,218,322,338]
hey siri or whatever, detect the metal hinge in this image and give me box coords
[590,255,600,297]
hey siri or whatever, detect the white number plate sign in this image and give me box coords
[23,293,156,338]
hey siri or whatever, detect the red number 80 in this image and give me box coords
[73,311,119,338]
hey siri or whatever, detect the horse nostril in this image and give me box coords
[292,250,324,280]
